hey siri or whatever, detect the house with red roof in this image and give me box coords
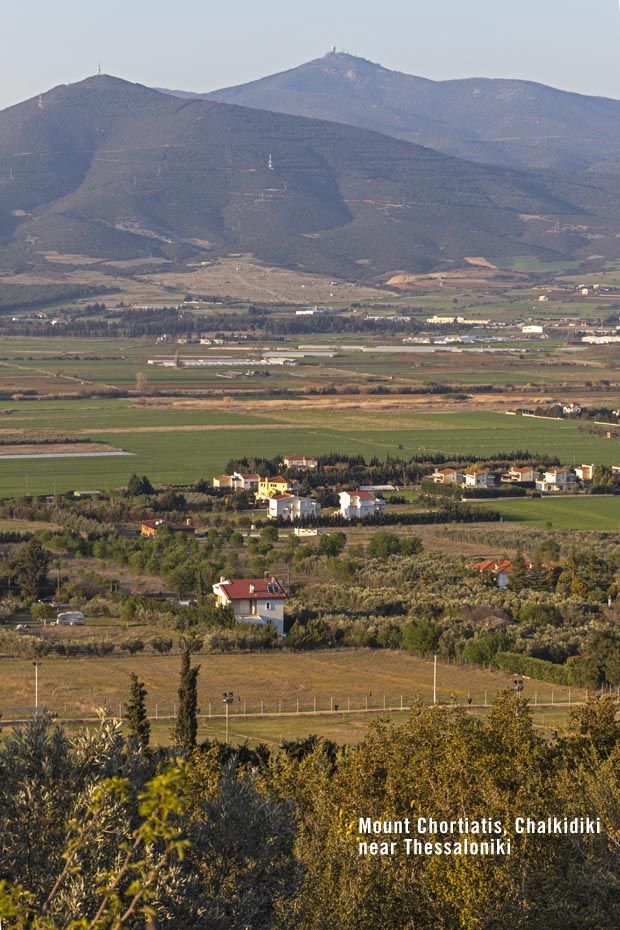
[141,519,195,539]
[339,489,386,520]
[501,466,538,484]
[268,494,321,521]
[431,467,464,485]
[469,558,534,589]
[212,577,288,636]
[212,472,259,491]
[283,455,318,470]
[464,469,495,488]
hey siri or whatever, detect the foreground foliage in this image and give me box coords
[1,693,620,928]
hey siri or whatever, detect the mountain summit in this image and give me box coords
[169,52,620,174]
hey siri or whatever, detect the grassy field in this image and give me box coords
[0,650,584,719]
[476,495,620,529]
[0,650,586,745]
[1,404,620,495]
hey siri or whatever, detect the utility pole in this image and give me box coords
[222,691,233,743]
[33,661,41,713]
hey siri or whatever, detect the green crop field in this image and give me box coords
[476,495,620,530]
[1,404,620,495]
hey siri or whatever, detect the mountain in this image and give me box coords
[2,75,620,278]
[171,51,620,174]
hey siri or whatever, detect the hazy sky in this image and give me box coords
[2,0,620,111]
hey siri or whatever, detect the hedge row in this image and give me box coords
[495,651,589,687]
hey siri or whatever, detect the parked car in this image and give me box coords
[55,611,86,626]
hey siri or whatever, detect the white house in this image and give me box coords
[282,455,318,470]
[339,489,386,520]
[212,472,259,491]
[575,464,595,483]
[212,577,287,636]
[535,469,575,492]
[268,494,321,521]
[431,467,464,485]
[464,470,495,488]
[501,466,538,484]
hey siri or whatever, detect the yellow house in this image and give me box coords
[256,475,297,500]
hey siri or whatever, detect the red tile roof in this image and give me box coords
[469,559,534,574]
[215,578,287,600]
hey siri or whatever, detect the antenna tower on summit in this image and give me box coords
[97,63,102,76]
[38,95,44,110]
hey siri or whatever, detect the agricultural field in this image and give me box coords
[1,401,620,495]
[0,649,583,742]
[476,495,620,530]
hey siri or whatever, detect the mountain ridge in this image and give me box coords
[1,74,620,278]
[156,51,620,174]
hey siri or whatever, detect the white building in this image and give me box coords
[575,464,595,483]
[339,489,386,520]
[268,494,321,521]
[212,472,259,491]
[501,466,538,484]
[464,470,495,488]
[431,468,464,485]
[283,455,318,470]
[212,577,287,636]
[535,469,575,492]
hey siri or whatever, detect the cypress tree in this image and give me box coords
[173,642,200,750]
[125,673,150,751]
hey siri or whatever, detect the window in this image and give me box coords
[266,602,272,610]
